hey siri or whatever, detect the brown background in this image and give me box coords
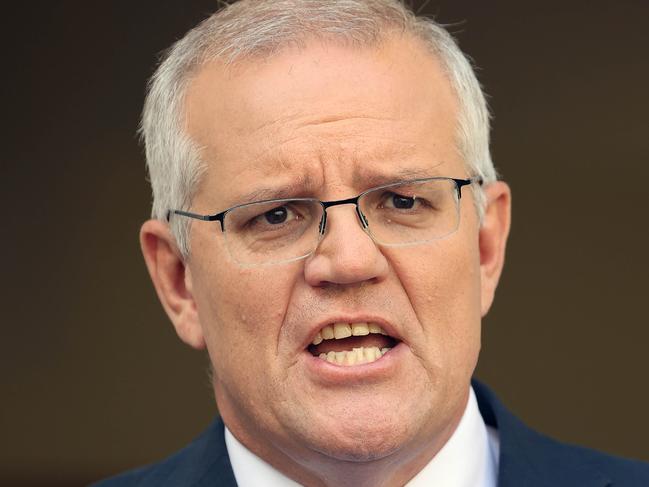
[2,1,648,486]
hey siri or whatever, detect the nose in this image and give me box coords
[303,204,389,287]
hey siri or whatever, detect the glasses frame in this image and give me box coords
[167,176,483,264]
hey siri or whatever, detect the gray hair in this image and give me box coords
[141,0,497,257]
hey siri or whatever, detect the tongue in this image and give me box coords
[311,335,395,355]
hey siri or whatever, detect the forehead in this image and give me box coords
[185,35,461,208]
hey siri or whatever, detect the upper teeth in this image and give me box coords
[312,322,388,345]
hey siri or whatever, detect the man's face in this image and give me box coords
[182,36,488,467]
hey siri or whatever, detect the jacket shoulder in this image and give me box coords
[91,417,236,487]
[538,434,649,486]
[472,380,649,487]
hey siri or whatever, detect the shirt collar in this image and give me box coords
[225,386,499,487]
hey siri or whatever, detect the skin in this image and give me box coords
[141,34,511,487]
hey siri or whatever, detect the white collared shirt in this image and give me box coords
[225,387,500,486]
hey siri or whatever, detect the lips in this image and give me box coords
[307,322,398,366]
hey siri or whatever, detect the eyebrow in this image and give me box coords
[229,176,315,207]
[225,165,441,209]
[352,166,440,189]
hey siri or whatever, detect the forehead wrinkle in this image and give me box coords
[240,106,422,165]
[250,110,399,133]
[223,115,445,205]
[251,120,414,157]
[298,113,400,129]
[248,136,322,173]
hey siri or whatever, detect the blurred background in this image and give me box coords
[2,1,648,485]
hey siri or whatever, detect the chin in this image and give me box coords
[295,409,418,463]
[312,437,402,463]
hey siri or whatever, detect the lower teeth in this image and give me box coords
[318,346,391,366]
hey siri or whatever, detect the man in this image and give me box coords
[96,1,649,485]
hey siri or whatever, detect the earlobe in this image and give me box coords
[478,181,512,317]
[140,220,206,350]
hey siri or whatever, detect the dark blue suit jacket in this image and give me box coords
[93,381,649,486]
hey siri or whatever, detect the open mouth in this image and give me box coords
[307,322,399,366]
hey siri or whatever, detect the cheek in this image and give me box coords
[389,237,482,365]
[191,262,298,371]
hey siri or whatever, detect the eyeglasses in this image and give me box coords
[168,176,483,266]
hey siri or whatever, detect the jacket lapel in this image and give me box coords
[472,380,611,487]
[180,417,238,487]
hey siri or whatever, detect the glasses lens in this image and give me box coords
[223,199,323,265]
[359,178,460,246]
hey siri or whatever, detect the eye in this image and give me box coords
[264,206,289,224]
[390,194,416,209]
[381,192,419,210]
[229,200,319,235]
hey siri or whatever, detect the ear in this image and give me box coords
[140,219,206,349]
[479,181,511,317]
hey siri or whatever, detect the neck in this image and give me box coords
[219,389,469,487]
